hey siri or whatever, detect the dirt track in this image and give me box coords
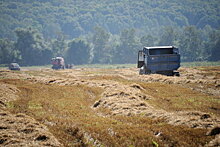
[0,66,220,146]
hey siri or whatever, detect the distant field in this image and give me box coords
[67,62,220,69]
[1,61,220,70]
[181,61,220,67]
[74,64,136,69]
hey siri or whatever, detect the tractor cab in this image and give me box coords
[51,57,65,70]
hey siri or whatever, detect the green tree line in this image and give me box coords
[0,26,220,66]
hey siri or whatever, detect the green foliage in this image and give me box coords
[158,26,178,46]
[179,26,202,62]
[207,29,220,61]
[65,39,90,65]
[14,28,52,65]
[152,140,159,147]
[113,28,141,64]
[0,0,220,65]
[50,34,67,57]
[92,26,110,64]
[0,38,21,64]
[140,35,157,47]
[1,0,219,39]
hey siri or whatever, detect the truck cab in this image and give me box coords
[137,46,180,76]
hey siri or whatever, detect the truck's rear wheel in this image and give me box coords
[139,66,145,75]
[173,72,180,76]
[139,66,151,75]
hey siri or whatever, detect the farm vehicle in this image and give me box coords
[51,57,65,70]
[51,57,73,70]
[137,46,180,76]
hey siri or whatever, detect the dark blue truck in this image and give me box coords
[137,46,180,76]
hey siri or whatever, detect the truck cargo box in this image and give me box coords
[137,46,180,76]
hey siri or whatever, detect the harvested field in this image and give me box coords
[0,66,220,146]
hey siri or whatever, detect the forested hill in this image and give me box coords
[1,0,219,39]
[0,0,220,65]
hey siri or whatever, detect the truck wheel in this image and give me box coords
[139,66,145,75]
[139,69,144,75]
[139,66,150,75]
[174,72,180,76]
[145,70,151,74]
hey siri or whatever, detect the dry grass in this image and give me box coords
[2,78,214,147]
[139,82,220,117]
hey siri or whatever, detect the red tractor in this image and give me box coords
[51,57,65,70]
